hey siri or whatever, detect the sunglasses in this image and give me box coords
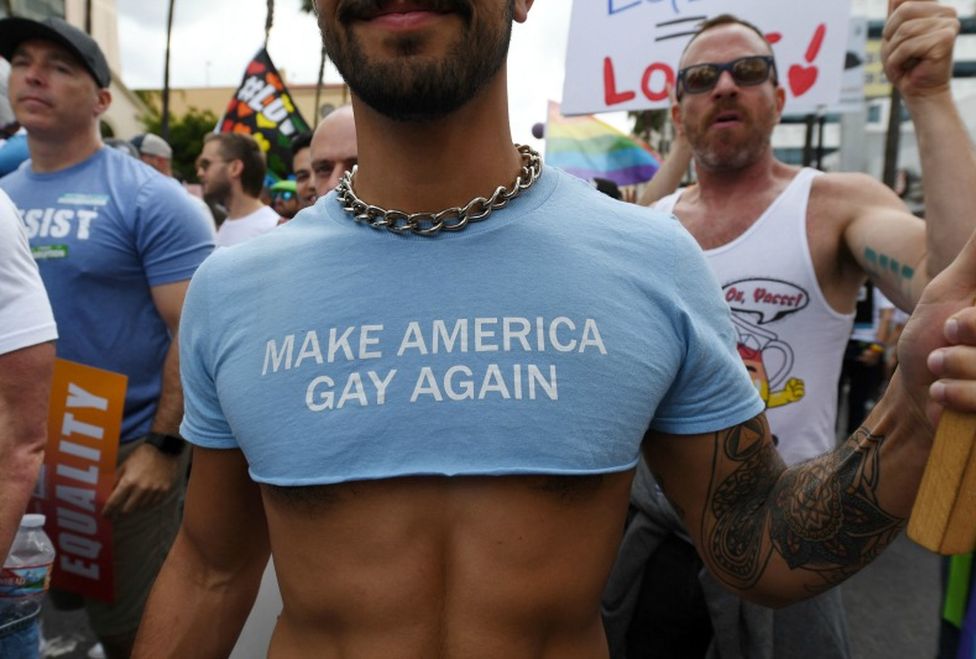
[676,56,777,99]
[272,190,295,201]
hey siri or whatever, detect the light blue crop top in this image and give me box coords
[179,167,764,485]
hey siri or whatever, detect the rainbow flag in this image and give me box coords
[544,101,660,186]
[219,49,310,179]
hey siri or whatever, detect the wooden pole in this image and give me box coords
[908,409,976,554]
[882,87,902,189]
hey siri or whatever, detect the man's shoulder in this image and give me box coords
[811,170,892,204]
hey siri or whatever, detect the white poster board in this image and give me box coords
[831,16,868,114]
[562,0,852,116]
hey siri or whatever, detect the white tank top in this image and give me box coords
[655,168,854,464]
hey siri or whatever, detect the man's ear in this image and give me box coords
[94,88,112,117]
[774,85,786,117]
[671,100,685,137]
[228,158,244,179]
[514,0,534,23]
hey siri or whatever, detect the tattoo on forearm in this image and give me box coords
[703,416,780,589]
[864,248,915,281]
[864,248,916,300]
[770,428,903,588]
[703,424,904,593]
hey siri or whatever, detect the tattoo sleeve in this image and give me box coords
[702,419,905,594]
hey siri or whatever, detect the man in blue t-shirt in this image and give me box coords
[0,16,213,657]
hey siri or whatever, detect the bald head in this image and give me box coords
[311,105,358,195]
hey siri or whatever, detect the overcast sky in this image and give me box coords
[114,0,631,149]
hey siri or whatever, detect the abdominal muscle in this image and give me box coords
[259,471,635,659]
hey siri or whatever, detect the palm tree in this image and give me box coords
[161,0,176,141]
[300,0,328,122]
[265,0,275,46]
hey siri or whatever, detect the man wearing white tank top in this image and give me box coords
[606,2,976,657]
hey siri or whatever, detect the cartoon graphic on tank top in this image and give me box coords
[656,168,855,464]
[723,277,808,410]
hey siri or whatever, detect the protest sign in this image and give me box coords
[562,0,851,115]
[31,359,126,603]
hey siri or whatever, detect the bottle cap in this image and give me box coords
[21,514,46,528]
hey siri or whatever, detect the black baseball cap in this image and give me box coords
[0,16,111,88]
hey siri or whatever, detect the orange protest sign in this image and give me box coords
[30,359,126,603]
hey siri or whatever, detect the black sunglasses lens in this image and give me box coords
[732,58,770,86]
[684,65,719,94]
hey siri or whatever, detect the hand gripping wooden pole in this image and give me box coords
[908,409,976,554]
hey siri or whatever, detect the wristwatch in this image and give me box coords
[144,432,186,456]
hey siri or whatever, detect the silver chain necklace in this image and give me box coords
[335,144,542,237]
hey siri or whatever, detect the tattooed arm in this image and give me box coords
[643,397,925,606]
[644,190,976,606]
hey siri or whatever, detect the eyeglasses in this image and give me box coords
[676,56,777,99]
[272,190,295,201]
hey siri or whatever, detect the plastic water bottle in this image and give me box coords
[0,514,55,624]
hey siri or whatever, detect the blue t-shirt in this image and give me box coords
[0,147,214,441]
[180,167,764,485]
[0,133,28,177]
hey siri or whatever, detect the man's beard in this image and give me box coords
[203,176,231,207]
[686,100,777,173]
[322,0,514,122]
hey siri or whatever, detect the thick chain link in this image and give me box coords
[335,144,542,236]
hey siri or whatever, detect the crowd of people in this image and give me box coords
[1,1,975,658]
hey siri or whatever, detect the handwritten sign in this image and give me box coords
[562,0,852,115]
[31,359,125,603]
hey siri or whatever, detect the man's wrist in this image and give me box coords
[144,432,186,456]
[901,88,958,119]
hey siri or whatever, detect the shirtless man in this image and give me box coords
[607,3,976,656]
[134,2,976,657]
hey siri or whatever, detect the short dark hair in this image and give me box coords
[681,14,777,84]
[204,133,266,197]
[290,131,312,156]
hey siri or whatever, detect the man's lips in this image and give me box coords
[363,10,446,29]
[340,0,470,25]
[17,95,52,108]
[365,2,448,19]
[711,110,744,126]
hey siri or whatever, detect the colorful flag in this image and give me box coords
[544,101,660,187]
[219,48,310,179]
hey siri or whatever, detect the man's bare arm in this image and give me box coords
[133,447,270,658]
[645,373,937,606]
[646,229,976,605]
[102,280,189,518]
[842,1,974,310]
[885,0,975,278]
[0,342,55,560]
[147,280,190,436]
[637,134,692,207]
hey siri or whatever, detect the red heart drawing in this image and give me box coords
[788,65,818,97]
[246,61,265,75]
